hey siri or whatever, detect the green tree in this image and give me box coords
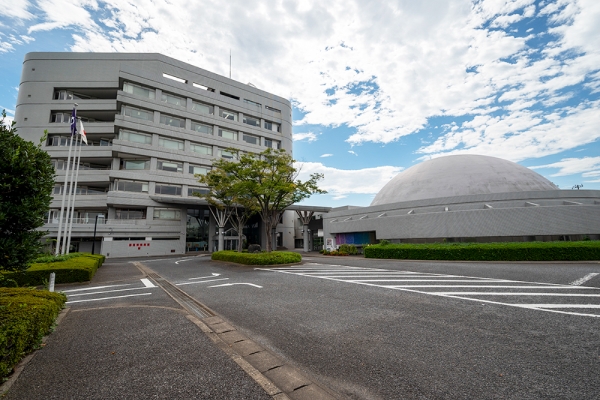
[0,110,54,273]
[199,148,326,252]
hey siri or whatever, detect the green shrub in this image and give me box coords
[2,254,105,287]
[339,244,358,255]
[364,241,600,261]
[0,288,66,379]
[212,251,301,265]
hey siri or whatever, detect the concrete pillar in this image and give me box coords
[218,226,224,251]
[303,224,309,252]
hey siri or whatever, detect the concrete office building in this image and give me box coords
[323,155,600,247]
[14,52,309,257]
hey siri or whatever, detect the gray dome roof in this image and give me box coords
[371,155,557,206]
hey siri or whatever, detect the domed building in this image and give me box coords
[322,155,600,247]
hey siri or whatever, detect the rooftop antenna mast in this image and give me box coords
[229,49,231,78]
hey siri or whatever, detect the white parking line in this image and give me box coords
[570,273,599,286]
[68,286,157,297]
[62,284,131,292]
[67,293,152,303]
[176,278,229,286]
[141,278,156,287]
[436,292,600,297]
[522,304,600,309]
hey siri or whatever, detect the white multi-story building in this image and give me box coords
[14,52,318,257]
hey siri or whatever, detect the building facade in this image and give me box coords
[15,52,297,257]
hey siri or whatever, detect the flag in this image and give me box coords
[79,119,88,145]
[70,108,77,136]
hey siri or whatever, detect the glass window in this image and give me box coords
[158,137,184,150]
[188,187,209,196]
[219,108,238,122]
[192,101,214,115]
[119,130,152,145]
[243,115,260,127]
[115,208,146,219]
[158,160,183,173]
[161,92,185,107]
[264,121,281,132]
[159,114,185,128]
[191,121,212,135]
[122,160,150,170]
[123,82,155,99]
[122,105,152,121]
[50,112,70,123]
[155,184,182,196]
[244,99,261,107]
[153,208,182,220]
[242,134,258,145]
[264,139,281,149]
[189,165,209,175]
[190,143,212,155]
[265,106,281,113]
[115,180,149,193]
[218,129,238,141]
[220,149,237,160]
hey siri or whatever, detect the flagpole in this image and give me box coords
[60,105,79,254]
[66,123,84,254]
[55,106,77,255]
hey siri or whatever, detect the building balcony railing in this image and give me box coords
[45,217,147,225]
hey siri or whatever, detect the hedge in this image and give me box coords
[0,288,66,379]
[212,251,302,265]
[364,241,600,261]
[2,254,106,287]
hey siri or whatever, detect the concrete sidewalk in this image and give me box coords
[2,260,274,400]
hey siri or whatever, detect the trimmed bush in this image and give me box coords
[212,251,301,265]
[364,241,600,261]
[2,254,105,287]
[0,288,66,379]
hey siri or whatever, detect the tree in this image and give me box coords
[199,148,326,252]
[0,110,54,272]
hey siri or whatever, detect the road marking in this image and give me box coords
[175,258,200,264]
[67,286,157,297]
[209,283,263,288]
[189,273,221,280]
[176,278,229,286]
[570,273,599,286]
[141,278,156,287]
[262,264,600,318]
[66,293,152,303]
[62,284,131,292]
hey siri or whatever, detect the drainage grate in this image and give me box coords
[146,271,215,319]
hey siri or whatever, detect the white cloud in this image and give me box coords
[292,131,319,142]
[531,156,600,177]
[295,162,402,199]
[348,150,357,156]
[0,0,35,20]
[320,153,333,158]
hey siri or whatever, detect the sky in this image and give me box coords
[1,0,599,207]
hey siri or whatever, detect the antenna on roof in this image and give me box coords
[229,49,231,79]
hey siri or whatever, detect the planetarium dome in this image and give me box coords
[371,154,558,206]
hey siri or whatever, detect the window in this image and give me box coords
[243,115,260,127]
[159,137,184,150]
[119,130,152,145]
[190,143,212,155]
[264,121,281,132]
[155,184,182,196]
[243,134,259,145]
[48,136,70,146]
[189,165,209,175]
[115,180,149,193]
[244,99,261,107]
[220,149,237,159]
[122,160,150,170]
[188,187,209,196]
[219,108,238,122]
[159,114,185,128]
[220,91,239,100]
[53,90,91,100]
[158,160,183,173]
[193,82,215,92]
[191,121,212,135]
[218,128,238,141]
[123,82,155,99]
[163,73,187,84]
[192,101,214,115]
[122,105,152,121]
[153,208,182,220]
[264,139,280,149]
[161,92,185,107]
[50,112,71,123]
[115,208,146,219]
[265,105,281,113]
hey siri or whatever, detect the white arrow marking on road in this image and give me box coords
[175,258,199,264]
[570,273,599,286]
[189,273,221,280]
[208,283,263,289]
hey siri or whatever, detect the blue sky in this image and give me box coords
[1,0,599,207]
